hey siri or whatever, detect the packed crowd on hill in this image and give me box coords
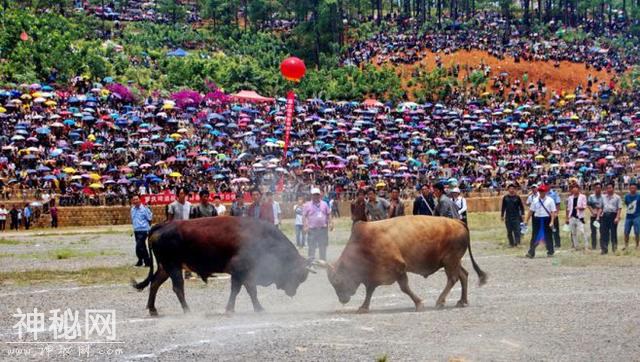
[343,12,638,74]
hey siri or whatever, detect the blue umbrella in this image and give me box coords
[36,127,51,135]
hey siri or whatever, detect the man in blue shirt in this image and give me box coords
[548,187,562,248]
[623,183,640,250]
[23,204,32,230]
[130,195,153,267]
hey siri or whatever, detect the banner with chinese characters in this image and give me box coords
[140,191,250,205]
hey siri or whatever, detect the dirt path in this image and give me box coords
[0,225,638,361]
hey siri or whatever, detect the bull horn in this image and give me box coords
[305,266,317,274]
[312,259,329,267]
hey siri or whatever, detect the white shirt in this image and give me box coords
[526,192,539,206]
[215,204,226,216]
[530,195,557,217]
[0,208,7,220]
[454,196,467,215]
[273,201,282,225]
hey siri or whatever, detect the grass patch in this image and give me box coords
[0,238,22,245]
[1,249,124,261]
[31,228,128,237]
[0,265,147,286]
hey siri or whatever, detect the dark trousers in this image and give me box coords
[0,219,5,231]
[528,217,554,257]
[589,216,599,250]
[295,224,306,247]
[24,218,30,230]
[307,227,328,261]
[505,218,521,246]
[552,216,561,247]
[51,216,58,228]
[600,212,618,253]
[10,219,18,230]
[134,231,151,265]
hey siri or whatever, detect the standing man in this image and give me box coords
[451,187,467,224]
[365,188,390,221]
[270,193,282,228]
[167,188,191,221]
[388,188,405,218]
[303,188,333,261]
[23,203,32,230]
[0,204,7,231]
[247,189,263,220]
[294,196,306,248]
[230,192,248,217]
[565,184,588,250]
[212,195,226,216]
[600,182,622,254]
[413,184,436,216]
[501,184,525,247]
[130,195,152,267]
[350,189,367,226]
[9,205,19,230]
[433,183,460,219]
[548,186,562,248]
[623,183,640,250]
[167,188,192,278]
[190,190,217,219]
[525,184,557,258]
[50,200,59,228]
[587,183,603,250]
[526,184,539,207]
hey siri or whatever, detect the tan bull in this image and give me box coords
[319,215,487,313]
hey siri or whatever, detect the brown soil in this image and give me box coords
[384,49,615,100]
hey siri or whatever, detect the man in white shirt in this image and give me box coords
[525,184,557,258]
[451,188,467,225]
[565,184,588,249]
[167,188,191,221]
[526,184,539,206]
[0,204,7,231]
[212,195,226,216]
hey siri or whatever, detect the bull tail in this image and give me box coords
[465,228,487,286]
[131,224,162,291]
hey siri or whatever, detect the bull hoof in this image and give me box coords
[253,306,265,313]
[224,309,234,317]
[435,302,445,309]
[415,301,426,312]
[182,307,191,314]
[456,300,468,308]
[356,307,370,314]
[149,309,159,317]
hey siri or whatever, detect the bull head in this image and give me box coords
[313,260,358,305]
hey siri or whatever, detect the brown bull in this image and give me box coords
[321,215,487,313]
[132,217,312,316]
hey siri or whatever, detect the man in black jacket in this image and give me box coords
[501,184,525,247]
[413,184,436,216]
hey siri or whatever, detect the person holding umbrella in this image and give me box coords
[525,184,557,258]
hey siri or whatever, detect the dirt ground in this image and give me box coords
[384,49,615,99]
[0,216,639,361]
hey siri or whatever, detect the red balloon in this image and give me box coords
[280,57,306,82]
[20,31,29,41]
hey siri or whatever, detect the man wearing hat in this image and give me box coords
[303,188,333,261]
[433,183,459,219]
[525,184,557,258]
[451,188,467,225]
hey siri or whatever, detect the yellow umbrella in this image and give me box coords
[170,133,182,139]
[481,91,491,97]
[63,167,77,174]
[44,100,57,107]
[32,92,43,98]
[20,94,32,100]
[503,108,513,114]
[535,155,545,160]
[88,134,96,141]
[565,94,576,100]
[0,107,6,113]
[89,173,101,180]
[465,145,475,150]
[169,172,182,177]
[89,183,103,189]
[375,182,386,188]
[162,103,174,110]
[570,114,579,120]
[627,143,637,148]
[559,100,566,107]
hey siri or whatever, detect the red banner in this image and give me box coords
[283,90,295,163]
[141,191,251,205]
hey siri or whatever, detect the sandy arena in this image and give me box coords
[0,217,639,361]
